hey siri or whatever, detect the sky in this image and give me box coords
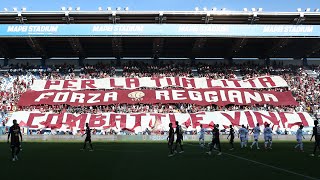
[0,0,319,12]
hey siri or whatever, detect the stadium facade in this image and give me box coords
[0,10,319,65]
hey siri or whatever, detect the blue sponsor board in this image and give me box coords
[0,24,319,37]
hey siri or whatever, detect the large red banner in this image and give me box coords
[30,76,288,91]
[8,111,313,132]
[18,88,298,106]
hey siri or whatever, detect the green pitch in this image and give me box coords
[0,141,319,180]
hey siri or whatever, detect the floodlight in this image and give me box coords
[203,7,207,11]
[221,8,226,11]
[212,7,217,11]
[194,7,199,11]
[67,7,72,11]
[315,8,320,12]
[107,7,112,11]
[3,8,8,12]
[305,8,311,12]
[21,7,26,11]
[61,7,66,11]
[13,7,18,11]
[116,7,121,11]
[251,8,256,12]
[75,7,80,11]
[243,8,248,12]
[124,7,129,11]
[98,7,103,11]
[297,8,302,12]
[258,8,263,12]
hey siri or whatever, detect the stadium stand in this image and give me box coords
[0,10,320,135]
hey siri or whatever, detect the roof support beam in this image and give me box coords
[63,12,86,58]
[152,38,164,59]
[26,37,48,59]
[227,38,248,58]
[112,38,123,59]
[192,38,207,57]
[305,41,320,58]
[109,12,120,24]
[69,38,86,58]
[16,12,27,24]
[201,13,213,24]
[264,39,290,58]
[155,12,167,24]
[248,12,259,24]
[0,41,10,58]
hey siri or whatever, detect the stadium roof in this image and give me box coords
[0,11,320,59]
[1,11,320,24]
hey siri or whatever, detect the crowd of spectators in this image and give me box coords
[0,61,320,129]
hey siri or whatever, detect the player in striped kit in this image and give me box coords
[250,123,261,150]
[294,125,305,152]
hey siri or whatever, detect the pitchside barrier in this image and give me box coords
[0,135,312,142]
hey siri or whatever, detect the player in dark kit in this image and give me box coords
[310,120,320,157]
[167,123,175,157]
[206,124,222,156]
[174,121,184,153]
[227,125,235,150]
[7,119,22,161]
[81,123,94,151]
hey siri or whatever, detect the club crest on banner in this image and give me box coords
[128,91,145,101]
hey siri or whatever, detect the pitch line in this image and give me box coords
[186,143,320,180]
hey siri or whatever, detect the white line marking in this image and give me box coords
[186,144,320,180]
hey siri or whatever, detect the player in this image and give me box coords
[294,125,305,152]
[81,123,94,151]
[310,120,320,157]
[7,119,22,161]
[174,121,184,153]
[238,125,248,148]
[264,124,273,149]
[199,124,205,148]
[167,123,175,157]
[250,123,261,150]
[227,125,235,150]
[206,124,222,155]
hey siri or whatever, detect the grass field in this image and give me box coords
[0,141,319,180]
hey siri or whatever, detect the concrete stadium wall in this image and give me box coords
[46,59,79,66]
[8,59,42,66]
[270,60,302,66]
[308,60,320,65]
[0,135,311,142]
[2,58,320,67]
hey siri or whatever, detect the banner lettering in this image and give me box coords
[18,88,298,106]
[30,76,288,91]
[8,111,313,132]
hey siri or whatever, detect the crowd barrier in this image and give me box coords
[0,134,311,142]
